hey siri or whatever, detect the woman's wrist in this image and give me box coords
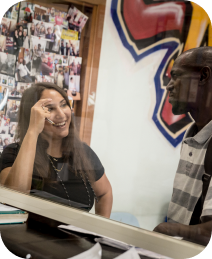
[26,127,40,140]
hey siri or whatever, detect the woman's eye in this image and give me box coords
[61,103,67,108]
[48,108,53,112]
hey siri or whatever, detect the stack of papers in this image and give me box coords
[58,225,172,259]
[0,203,28,225]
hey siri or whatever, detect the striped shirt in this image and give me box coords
[167,121,212,225]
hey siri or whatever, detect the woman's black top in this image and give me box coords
[0,143,104,211]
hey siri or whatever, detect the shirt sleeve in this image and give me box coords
[0,143,19,172]
[201,178,212,219]
[83,143,104,181]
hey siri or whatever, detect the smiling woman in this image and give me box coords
[0,83,113,218]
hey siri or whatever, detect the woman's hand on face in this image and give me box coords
[28,98,52,136]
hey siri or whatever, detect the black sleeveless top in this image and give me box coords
[0,143,104,211]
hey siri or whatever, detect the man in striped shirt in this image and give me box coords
[154,47,212,246]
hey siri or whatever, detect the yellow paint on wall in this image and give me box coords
[184,2,211,51]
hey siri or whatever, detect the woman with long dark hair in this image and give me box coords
[0,83,112,217]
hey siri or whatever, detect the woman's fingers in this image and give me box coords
[34,98,52,107]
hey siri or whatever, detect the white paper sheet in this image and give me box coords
[67,243,102,259]
[0,203,19,212]
[58,225,172,259]
[114,247,140,259]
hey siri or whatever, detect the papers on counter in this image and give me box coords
[0,203,19,212]
[58,225,172,259]
[67,243,102,259]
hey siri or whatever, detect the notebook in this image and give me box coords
[0,203,28,225]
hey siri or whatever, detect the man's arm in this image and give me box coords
[153,220,212,246]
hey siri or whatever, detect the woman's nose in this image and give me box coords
[55,107,65,118]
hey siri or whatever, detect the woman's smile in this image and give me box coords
[52,121,67,128]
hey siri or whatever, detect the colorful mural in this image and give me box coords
[111,0,212,147]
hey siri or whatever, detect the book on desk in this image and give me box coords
[0,203,28,225]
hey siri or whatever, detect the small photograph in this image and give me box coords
[70,40,80,56]
[15,48,32,83]
[69,56,82,76]
[45,25,61,53]
[34,5,48,22]
[0,86,8,116]
[50,8,55,17]
[0,52,16,76]
[24,49,33,73]
[34,75,42,83]
[33,19,55,41]
[19,2,34,23]
[13,25,28,50]
[5,37,14,54]
[31,35,46,51]
[0,36,6,52]
[20,1,34,13]
[3,5,14,19]
[42,75,54,83]
[17,82,32,94]
[54,54,63,69]
[11,3,20,20]
[54,10,68,28]
[27,23,33,37]
[9,82,31,97]
[0,134,11,152]
[4,3,20,21]
[40,52,54,76]
[49,7,56,23]
[1,75,8,86]
[54,66,69,89]
[19,10,33,24]
[63,56,69,65]
[61,12,68,27]
[0,118,9,134]
[60,39,80,56]
[54,10,65,26]
[49,16,55,24]
[6,99,20,122]
[69,75,80,93]
[9,122,17,137]
[23,34,30,50]
[0,17,17,37]
[31,36,46,75]
[44,23,55,41]
[0,74,8,86]
[8,77,15,87]
[0,18,11,36]
[67,7,88,30]
[43,8,52,23]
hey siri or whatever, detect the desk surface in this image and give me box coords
[0,216,150,259]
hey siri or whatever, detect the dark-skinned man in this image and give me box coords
[154,47,212,246]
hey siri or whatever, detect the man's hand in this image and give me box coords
[153,222,181,236]
[153,221,212,246]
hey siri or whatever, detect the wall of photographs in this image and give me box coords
[0,1,88,153]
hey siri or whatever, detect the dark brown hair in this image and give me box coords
[16,82,94,182]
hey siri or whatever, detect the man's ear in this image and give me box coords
[199,66,211,85]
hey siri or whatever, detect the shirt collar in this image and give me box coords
[184,120,212,144]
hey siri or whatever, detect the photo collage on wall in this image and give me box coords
[0,1,88,153]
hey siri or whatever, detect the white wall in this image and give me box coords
[90,0,181,231]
